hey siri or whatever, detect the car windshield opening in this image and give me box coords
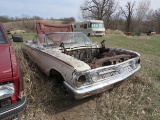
[45,32,92,46]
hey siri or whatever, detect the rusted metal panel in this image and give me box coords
[36,22,73,34]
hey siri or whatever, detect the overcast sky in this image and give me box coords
[0,0,159,20]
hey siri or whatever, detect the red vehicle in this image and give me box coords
[0,22,26,119]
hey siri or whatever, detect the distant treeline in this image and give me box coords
[0,15,75,32]
[0,15,75,23]
[1,7,160,34]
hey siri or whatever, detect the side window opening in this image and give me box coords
[80,24,84,28]
[84,24,87,29]
[0,28,7,44]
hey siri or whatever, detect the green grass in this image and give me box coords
[91,35,160,56]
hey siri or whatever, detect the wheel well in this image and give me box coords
[23,51,29,59]
[49,69,64,83]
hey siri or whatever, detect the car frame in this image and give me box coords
[22,32,141,99]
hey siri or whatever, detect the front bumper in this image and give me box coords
[0,96,26,119]
[91,33,105,36]
[64,65,141,99]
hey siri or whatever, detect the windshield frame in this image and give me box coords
[36,32,92,47]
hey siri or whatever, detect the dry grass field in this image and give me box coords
[11,33,160,120]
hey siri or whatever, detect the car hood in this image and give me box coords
[44,48,91,71]
[0,46,12,80]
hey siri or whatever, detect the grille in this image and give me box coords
[96,31,103,33]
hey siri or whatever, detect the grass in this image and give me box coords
[11,33,160,120]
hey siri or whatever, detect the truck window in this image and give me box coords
[80,24,84,28]
[0,28,7,44]
[91,23,104,28]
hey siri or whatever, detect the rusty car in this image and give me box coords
[22,32,141,99]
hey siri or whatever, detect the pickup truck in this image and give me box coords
[0,22,26,119]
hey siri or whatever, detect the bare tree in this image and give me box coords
[140,9,154,32]
[135,0,151,32]
[111,9,121,30]
[0,15,11,22]
[80,0,117,27]
[121,1,135,32]
[153,9,160,33]
[135,0,150,22]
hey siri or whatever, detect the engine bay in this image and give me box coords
[60,40,138,69]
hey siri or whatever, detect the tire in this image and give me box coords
[12,34,23,42]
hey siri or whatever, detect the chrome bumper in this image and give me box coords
[64,65,141,99]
